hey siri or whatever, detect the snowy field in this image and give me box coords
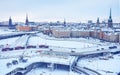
[26,68,79,75]
[0,37,19,46]
[28,36,96,49]
[0,29,14,35]
[77,54,120,75]
[0,54,75,75]
[0,32,120,75]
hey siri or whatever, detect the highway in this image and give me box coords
[73,66,101,75]
[0,31,37,40]
[71,57,101,75]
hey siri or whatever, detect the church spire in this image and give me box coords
[109,8,112,19]
[9,16,12,29]
[63,18,66,27]
[97,17,100,25]
[108,8,113,28]
[25,14,29,25]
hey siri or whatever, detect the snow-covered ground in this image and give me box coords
[0,31,120,75]
[0,37,20,48]
[77,54,120,75]
[28,36,95,49]
[26,68,79,75]
[0,51,75,75]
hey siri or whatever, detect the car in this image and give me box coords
[101,48,104,50]
[27,45,36,48]
[12,60,18,65]
[39,45,49,48]
[109,46,117,49]
[2,48,13,51]
[96,49,100,51]
[6,63,12,68]
[71,50,75,53]
[15,46,25,50]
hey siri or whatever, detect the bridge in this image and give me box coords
[0,32,37,40]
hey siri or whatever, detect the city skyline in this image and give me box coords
[0,0,119,23]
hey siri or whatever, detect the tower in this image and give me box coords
[63,18,66,27]
[108,8,113,28]
[97,17,100,26]
[25,14,29,25]
[9,17,12,29]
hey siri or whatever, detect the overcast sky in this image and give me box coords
[0,0,119,22]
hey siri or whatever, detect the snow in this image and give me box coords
[0,37,20,47]
[77,54,120,75]
[0,49,75,75]
[0,31,120,75]
[0,58,29,75]
[28,36,95,49]
[26,68,79,75]
[0,29,14,35]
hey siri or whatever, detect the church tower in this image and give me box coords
[108,8,113,28]
[97,17,100,26]
[63,18,66,27]
[9,17,12,29]
[25,14,29,25]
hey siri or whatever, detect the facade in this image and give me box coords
[16,25,32,31]
[52,29,71,38]
[119,34,120,43]
[51,27,120,43]
[52,29,90,38]
[71,30,90,37]
[99,31,104,40]
[102,32,119,42]
[71,30,81,37]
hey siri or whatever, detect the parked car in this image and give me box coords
[2,48,13,51]
[15,46,25,50]
[27,45,36,49]
[12,60,18,65]
[6,63,12,68]
[109,46,117,49]
[39,45,49,48]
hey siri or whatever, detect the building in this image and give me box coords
[9,17,14,29]
[25,14,29,25]
[102,32,119,42]
[119,33,120,43]
[52,29,71,38]
[108,8,113,28]
[16,15,33,31]
[52,28,90,38]
[71,30,90,38]
[97,17,100,26]
[16,25,32,31]
[90,28,101,38]
[63,19,66,27]
[108,33,119,42]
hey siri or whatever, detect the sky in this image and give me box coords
[0,0,119,23]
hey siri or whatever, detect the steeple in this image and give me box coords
[108,8,113,28]
[97,17,100,26]
[109,8,112,19]
[63,18,66,27]
[9,16,12,29]
[25,14,29,25]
